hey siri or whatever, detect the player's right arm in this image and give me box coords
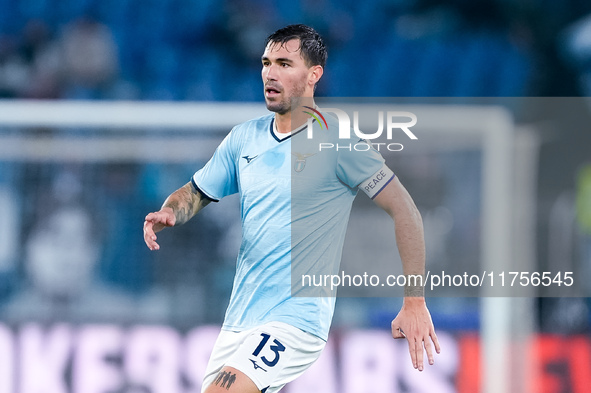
[143,182,211,250]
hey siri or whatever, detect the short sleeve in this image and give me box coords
[336,140,386,189]
[192,129,239,201]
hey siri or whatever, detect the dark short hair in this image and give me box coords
[265,24,327,68]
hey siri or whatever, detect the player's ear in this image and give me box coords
[308,65,323,87]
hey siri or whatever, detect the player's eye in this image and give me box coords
[281,62,290,67]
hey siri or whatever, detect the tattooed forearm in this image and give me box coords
[404,274,425,297]
[164,198,192,225]
[162,182,210,225]
[404,283,425,297]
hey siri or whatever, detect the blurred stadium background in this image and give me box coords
[1,0,591,392]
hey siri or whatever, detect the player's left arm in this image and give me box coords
[372,175,441,371]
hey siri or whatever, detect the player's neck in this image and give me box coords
[274,113,298,134]
[275,98,315,133]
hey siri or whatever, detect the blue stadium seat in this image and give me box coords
[182,48,224,101]
[496,45,532,96]
[276,1,304,25]
[229,68,262,102]
[94,0,132,28]
[139,45,182,99]
[17,0,49,20]
[367,35,423,97]
[0,0,23,34]
[411,38,462,96]
[51,0,98,26]
[168,0,221,43]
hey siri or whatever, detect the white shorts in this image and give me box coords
[201,321,326,393]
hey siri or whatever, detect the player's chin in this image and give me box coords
[265,100,289,115]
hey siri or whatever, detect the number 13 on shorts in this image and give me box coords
[219,322,325,392]
[233,331,295,387]
[252,333,285,367]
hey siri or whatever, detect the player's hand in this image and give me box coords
[143,207,176,251]
[391,297,440,371]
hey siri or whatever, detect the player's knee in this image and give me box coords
[203,366,260,393]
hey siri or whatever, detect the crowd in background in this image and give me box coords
[2,0,590,102]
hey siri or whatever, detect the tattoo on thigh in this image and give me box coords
[214,370,237,390]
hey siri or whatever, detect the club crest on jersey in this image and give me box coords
[292,152,316,172]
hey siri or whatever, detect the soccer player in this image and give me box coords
[143,24,440,393]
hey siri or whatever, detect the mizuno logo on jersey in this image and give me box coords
[242,155,258,164]
[249,359,267,372]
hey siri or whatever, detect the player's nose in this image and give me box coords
[263,64,279,81]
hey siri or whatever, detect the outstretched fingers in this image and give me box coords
[402,331,437,371]
[143,218,160,250]
[143,210,176,251]
[423,333,435,366]
[391,303,441,371]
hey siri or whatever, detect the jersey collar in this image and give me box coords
[269,118,316,143]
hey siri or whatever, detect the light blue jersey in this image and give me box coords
[192,112,391,340]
